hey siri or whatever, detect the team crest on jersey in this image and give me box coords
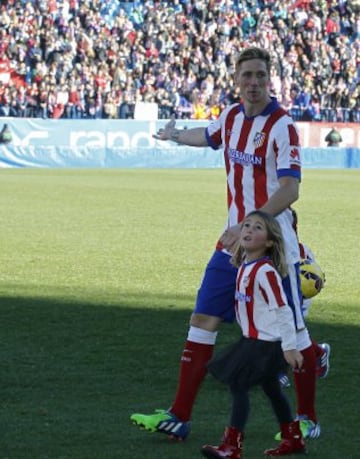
[242,276,250,288]
[253,131,266,148]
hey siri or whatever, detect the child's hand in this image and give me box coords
[283,349,304,370]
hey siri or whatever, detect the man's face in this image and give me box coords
[234,59,270,105]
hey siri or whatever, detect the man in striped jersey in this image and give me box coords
[131,47,321,442]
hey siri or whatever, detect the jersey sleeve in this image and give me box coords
[273,116,301,181]
[258,264,297,350]
[257,265,288,311]
[275,306,297,351]
[205,104,237,150]
[299,241,315,261]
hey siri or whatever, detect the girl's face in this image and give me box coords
[240,215,273,261]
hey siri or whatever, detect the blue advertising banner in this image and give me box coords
[0,119,359,168]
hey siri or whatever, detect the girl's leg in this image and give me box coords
[261,377,293,423]
[229,384,250,430]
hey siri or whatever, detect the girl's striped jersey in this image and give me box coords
[206,98,301,264]
[235,257,291,342]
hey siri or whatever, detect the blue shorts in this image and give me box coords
[195,250,303,327]
[195,250,238,323]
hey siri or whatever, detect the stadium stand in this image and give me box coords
[0,0,358,122]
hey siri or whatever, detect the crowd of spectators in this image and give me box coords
[0,0,359,123]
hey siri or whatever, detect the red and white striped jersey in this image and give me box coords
[299,241,316,317]
[206,98,301,264]
[299,241,315,261]
[235,257,290,342]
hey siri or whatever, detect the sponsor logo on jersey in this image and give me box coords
[290,147,301,164]
[236,291,252,303]
[228,148,262,166]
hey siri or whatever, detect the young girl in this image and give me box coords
[201,210,306,458]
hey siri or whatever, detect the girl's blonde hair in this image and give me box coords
[231,210,288,278]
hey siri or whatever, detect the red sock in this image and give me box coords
[293,344,317,422]
[312,339,324,359]
[170,340,214,421]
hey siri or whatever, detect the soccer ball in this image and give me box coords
[300,259,325,299]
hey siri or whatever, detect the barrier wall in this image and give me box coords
[0,118,359,168]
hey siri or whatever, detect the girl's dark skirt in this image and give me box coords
[207,336,288,390]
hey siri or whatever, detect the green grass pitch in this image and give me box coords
[0,168,359,458]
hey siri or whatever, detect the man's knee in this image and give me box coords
[190,313,221,332]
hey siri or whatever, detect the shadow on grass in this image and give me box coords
[1,294,359,459]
